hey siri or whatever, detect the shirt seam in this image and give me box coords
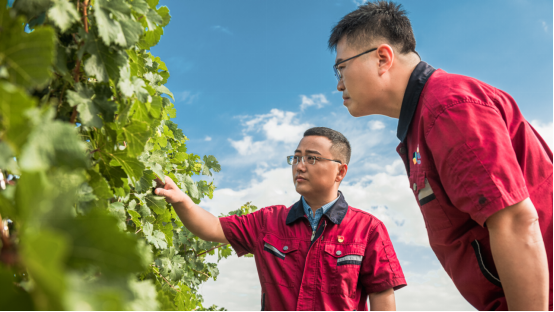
[424,99,501,138]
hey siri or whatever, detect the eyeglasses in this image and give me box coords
[287,155,342,165]
[333,47,377,81]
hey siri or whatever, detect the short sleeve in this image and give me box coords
[426,101,529,226]
[219,209,264,257]
[359,221,407,293]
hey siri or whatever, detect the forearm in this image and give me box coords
[155,176,228,244]
[487,199,549,310]
[171,197,228,244]
[368,288,395,311]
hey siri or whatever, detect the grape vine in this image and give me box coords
[0,0,255,310]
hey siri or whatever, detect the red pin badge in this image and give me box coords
[338,235,344,243]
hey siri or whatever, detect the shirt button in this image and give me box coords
[336,251,342,256]
[399,147,405,154]
[413,183,417,191]
[283,246,288,251]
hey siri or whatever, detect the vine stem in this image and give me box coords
[191,268,210,280]
[151,265,181,293]
[83,0,89,33]
[196,243,228,256]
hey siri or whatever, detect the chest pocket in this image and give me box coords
[410,170,452,231]
[260,234,299,288]
[321,243,365,297]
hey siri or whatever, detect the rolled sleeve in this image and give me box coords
[219,209,264,257]
[359,222,407,293]
[426,101,529,226]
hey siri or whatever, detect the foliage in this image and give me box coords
[0,0,256,310]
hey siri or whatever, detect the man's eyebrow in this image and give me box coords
[294,149,322,155]
[334,58,344,65]
[305,150,322,155]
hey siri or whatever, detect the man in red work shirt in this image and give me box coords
[155,127,407,310]
[328,1,552,310]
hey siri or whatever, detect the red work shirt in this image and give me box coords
[219,193,407,311]
[396,62,553,310]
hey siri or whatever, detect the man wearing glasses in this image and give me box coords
[155,127,406,310]
[329,1,552,311]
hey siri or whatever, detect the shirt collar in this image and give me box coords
[286,191,349,226]
[396,61,436,142]
[301,193,340,217]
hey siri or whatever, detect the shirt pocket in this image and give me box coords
[410,170,452,231]
[321,243,365,297]
[260,234,300,288]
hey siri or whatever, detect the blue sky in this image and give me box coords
[153,0,553,310]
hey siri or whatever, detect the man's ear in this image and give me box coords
[335,163,348,183]
[376,44,394,76]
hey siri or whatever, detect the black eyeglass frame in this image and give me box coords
[333,47,377,81]
[286,155,342,166]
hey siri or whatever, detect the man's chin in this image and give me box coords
[294,184,310,197]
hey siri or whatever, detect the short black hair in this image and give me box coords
[303,127,351,165]
[328,0,416,54]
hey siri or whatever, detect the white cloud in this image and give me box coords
[300,94,329,111]
[396,269,475,311]
[530,120,553,149]
[205,136,212,142]
[368,120,386,130]
[211,25,232,35]
[227,109,313,166]
[540,20,548,32]
[177,91,199,104]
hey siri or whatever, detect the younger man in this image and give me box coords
[155,127,406,311]
[328,1,552,310]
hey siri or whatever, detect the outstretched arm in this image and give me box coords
[487,198,548,311]
[368,288,395,311]
[155,176,228,244]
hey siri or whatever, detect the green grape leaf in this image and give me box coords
[156,85,174,100]
[21,229,69,310]
[108,150,145,183]
[135,169,156,193]
[63,210,145,276]
[19,110,88,172]
[83,32,127,82]
[128,209,142,228]
[170,208,184,227]
[66,84,103,128]
[128,280,159,311]
[0,82,36,153]
[47,0,79,32]
[120,121,151,157]
[142,219,153,236]
[108,201,127,231]
[0,266,35,310]
[99,161,127,188]
[146,229,168,250]
[138,26,163,50]
[93,0,142,48]
[157,6,171,27]
[130,0,149,15]
[0,5,55,88]
[145,194,166,214]
[203,155,221,173]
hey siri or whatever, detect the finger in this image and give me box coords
[155,188,165,196]
[154,177,165,188]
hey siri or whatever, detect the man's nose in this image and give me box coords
[337,79,345,92]
[295,159,307,172]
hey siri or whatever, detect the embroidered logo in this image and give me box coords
[412,145,421,165]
